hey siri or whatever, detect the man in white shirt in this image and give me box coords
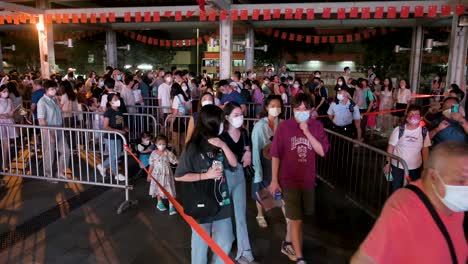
[100,78,117,111]
[384,105,431,193]
[158,72,173,120]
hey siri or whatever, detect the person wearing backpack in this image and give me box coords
[383,105,431,194]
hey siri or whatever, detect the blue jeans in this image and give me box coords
[226,164,254,261]
[102,138,122,175]
[191,217,234,264]
[390,165,422,194]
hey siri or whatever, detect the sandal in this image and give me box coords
[256,216,268,228]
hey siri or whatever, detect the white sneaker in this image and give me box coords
[115,174,126,182]
[97,164,106,177]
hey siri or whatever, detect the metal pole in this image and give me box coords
[196,28,200,76]
[409,25,423,94]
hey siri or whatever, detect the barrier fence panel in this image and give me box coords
[317,129,409,218]
[0,123,136,214]
[62,111,159,145]
[126,105,171,127]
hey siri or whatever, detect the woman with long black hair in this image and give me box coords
[175,104,237,264]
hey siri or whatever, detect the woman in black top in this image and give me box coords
[97,93,127,182]
[219,102,256,263]
[174,105,237,264]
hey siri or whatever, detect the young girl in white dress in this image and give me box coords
[147,134,178,215]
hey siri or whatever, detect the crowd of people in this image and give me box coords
[0,65,466,264]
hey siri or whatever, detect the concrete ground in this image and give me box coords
[0,160,374,264]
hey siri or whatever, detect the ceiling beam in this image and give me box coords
[0,1,43,14]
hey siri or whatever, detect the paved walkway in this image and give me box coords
[0,162,373,264]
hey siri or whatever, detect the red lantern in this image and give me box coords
[109,12,116,23]
[294,8,303,20]
[361,7,370,19]
[350,7,358,18]
[99,13,106,23]
[252,9,260,20]
[90,13,97,23]
[219,10,227,21]
[414,6,424,17]
[209,10,217,21]
[374,7,384,19]
[62,14,69,24]
[240,10,248,20]
[387,7,396,18]
[306,8,314,20]
[321,36,328,43]
[55,14,62,24]
[284,9,293,19]
[175,11,182,21]
[273,9,281,19]
[305,35,311,43]
[400,6,410,18]
[427,6,437,18]
[135,12,142,22]
[124,12,131,22]
[231,10,238,21]
[144,12,151,22]
[153,11,160,22]
[337,8,346,19]
[186,10,195,19]
[441,5,451,16]
[164,11,172,19]
[322,8,331,18]
[456,5,465,15]
[289,33,295,41]
[199,11,207,21]
[263,9,271,20]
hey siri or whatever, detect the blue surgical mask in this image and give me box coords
[294,111,310,123]
[99,81,104,87]
[116,75,122,81]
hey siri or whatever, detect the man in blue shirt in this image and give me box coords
[218,80,246,114]
[30,79,45,125]
[430,97,468,146]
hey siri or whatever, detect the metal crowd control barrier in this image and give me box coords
[317,129,409,218]
[126,105,171,126]
[0,123,136,214]
[62,111,159,144]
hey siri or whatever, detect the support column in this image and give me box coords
[37,0,55,78]
[37,14,55,79]
[409,25,423,94]
[446,15,468,89]
[219,17,233,80]
[106,29,118,69]
[245,26,254,72]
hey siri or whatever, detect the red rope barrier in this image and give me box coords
[123,144,234,264]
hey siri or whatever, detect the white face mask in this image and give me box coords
[432,171,468,212]
[268,107,281,117]
[165,77,172,83]
[218,123,224,135]
[182,85,188,92]
[156,144,166,151]
[1,92,9,98]
[201,100,212,107]
[142,139,150,145]
[229,115,244,128]
[337,94,344,101]
[111,100,121,107]
[293,84,300,89]
[337,81,343,86]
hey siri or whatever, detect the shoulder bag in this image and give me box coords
[406,185,458,264]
